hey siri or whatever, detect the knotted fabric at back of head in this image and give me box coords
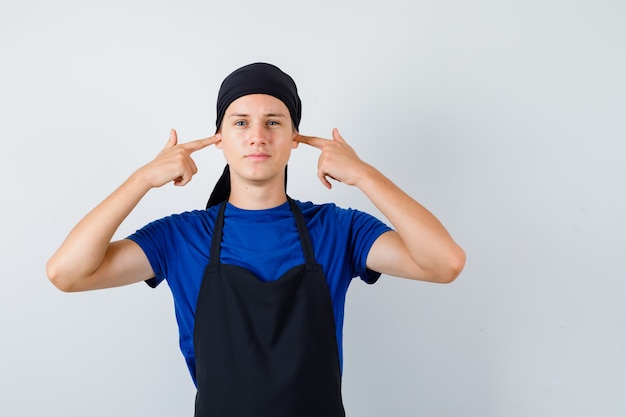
[206,63,302,208]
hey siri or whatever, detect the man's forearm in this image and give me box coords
[46,170,152,289]
[355,164,465,280]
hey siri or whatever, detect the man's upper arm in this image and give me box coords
[366,231,427,281]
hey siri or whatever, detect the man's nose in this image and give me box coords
[248,123,268,144]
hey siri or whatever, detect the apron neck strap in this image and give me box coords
[287,196,316,265]
[209,201,227,266]
[209,196,317,266]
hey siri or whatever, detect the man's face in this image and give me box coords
[217,94,298,185]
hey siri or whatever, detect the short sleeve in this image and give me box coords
[346,209,392,284]
[126,210,215,289]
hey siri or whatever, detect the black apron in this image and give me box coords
[193,197,346,417]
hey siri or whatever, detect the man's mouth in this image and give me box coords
[245,153,270,161]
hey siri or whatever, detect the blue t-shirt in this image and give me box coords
[127,199,392,386]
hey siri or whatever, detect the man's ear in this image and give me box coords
[215,130,223,149]
[292,130,299,149]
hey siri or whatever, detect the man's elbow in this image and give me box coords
[46,258,80,293]
[436,245,466,284]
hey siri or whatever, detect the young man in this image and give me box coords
[47,63,465,417]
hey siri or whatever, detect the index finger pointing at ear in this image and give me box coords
[182,134,221,153]
[295,134,330,149]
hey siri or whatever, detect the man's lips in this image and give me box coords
[245,153,270,161]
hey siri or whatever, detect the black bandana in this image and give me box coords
[215,62,301,132]
[207,63,301,208]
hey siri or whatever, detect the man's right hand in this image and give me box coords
[140,129,221,188]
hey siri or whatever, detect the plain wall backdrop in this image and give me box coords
[1,0,625,416]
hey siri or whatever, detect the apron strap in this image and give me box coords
[287,196,317,265]
[209,196,317,266]
[209,201,227,266]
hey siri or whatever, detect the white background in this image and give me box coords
[1,0,625,416]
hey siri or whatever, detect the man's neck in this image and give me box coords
[227,180,288,210]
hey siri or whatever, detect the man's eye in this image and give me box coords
[267,120,279,126]
[235,120,246,126]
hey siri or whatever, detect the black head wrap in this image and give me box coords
[215,62,301,132]
[207,63,301,208]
